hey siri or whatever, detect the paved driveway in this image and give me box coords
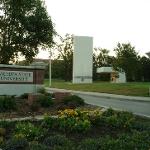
[77,94,150,117]
[46,88,150,117]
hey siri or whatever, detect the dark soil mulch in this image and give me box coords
[0,97,100,119]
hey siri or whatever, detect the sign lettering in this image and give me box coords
[0,70,33,82]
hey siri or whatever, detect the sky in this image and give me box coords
[37,0,150,58]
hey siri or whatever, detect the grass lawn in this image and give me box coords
[44,79,150,97]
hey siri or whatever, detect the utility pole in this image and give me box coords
[146,52,150,96]
[49,50,52,87]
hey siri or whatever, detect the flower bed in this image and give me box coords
[0,108,150,150]
[0,92,90,119]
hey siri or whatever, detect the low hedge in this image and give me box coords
[0,96,16,112]
[62,95,85,107]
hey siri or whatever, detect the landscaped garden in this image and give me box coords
[0,88,91,119]
[0,89,150,150]
[45,79,150,97]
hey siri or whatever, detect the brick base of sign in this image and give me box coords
[54,92,71,103]
[27,93,43,106]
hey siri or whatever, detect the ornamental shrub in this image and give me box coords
[77,138,100,150]
[102,108,116,117]
[29,142,49,150]
[62,95,85,107]
[42,114,58,129]
[0,96,16,112]
[14,122,44,141]
[30,101,40,112]
[87,109,103,125]
[37,87,46,94]
[58,109,91,132]
[93,108,135,130]
[0,128,6,136]
[20,93,28,99]
[3,137,29,150]
[99,131,150,150]
[38,95,53,107]
[0,121,14,129]
[43,134,73,148]
[0,136,4,147]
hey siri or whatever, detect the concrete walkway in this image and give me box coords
[45,87,150,102]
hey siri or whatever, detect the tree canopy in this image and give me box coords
[0,0,55,64]
[113,43,140,81]
[54,34,73,81]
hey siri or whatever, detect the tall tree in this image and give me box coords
[94,48,110,67]
[113,43,139,81]
[54,34,73,81]
[0,0,55,64]
[93,48,114,80]
[139,56,150,81]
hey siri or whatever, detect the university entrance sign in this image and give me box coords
[0,70,33,82]
[0,64,45,95]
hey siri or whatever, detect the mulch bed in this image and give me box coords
[0,97,101,119]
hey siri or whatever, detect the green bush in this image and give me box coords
[99,131,150,150]
[62,95,85,107]
[3,137,29,150]
[0,121,15,129]
[132,120,150,131]
[77,131,150,150]
[77,138,100,150]
[102,108,116,117]
[58,109,91,133]
[53,145,76,150]
[14,122,44,141]
[43,115,58,129]
[38,87,46,94]
[0,128,6,136]
[116,131,150,150]
[45,92,53,98]
[115,111,135,129]
[44,109,105,133]
[30,101,40,112]
[20,93,28,99]
[29,142,49,150]
[43,134,73,148]
[38,95,53,107]
[0,136,4,147]
[94,108,135,130]
[0,96,16,112]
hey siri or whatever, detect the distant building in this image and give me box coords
[97,67,126,83]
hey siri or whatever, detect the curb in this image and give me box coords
[0,107,150,122]
[0,115,57,122]
[45,88,150,103]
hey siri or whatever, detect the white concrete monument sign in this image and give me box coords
[0,64,45,95]
[73,36,93,83]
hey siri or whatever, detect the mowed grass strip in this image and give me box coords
[44,79,150,97]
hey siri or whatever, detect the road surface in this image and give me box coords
[76,93,150,117]
[46,88,150,117]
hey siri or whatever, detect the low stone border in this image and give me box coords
[0,115,57,122]
[0,108,107,122]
